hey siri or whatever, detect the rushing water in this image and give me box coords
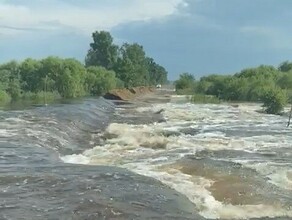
[63,94,292,220]
[1,97,201,220]
[1,92,292,219]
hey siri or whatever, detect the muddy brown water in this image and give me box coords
[0,94,202,220]
[2,89,292,219]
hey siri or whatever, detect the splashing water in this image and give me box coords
[62,97,292,219]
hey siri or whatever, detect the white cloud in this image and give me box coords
[0,0,186,36]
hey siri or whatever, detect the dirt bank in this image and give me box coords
[103,86,155,101]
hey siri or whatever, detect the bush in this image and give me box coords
[261,87,287,114]
[86,66,117,95]
[0,90,11,104]
[175,73,195,91]
[7,79,22,100]
[287,89,292,103]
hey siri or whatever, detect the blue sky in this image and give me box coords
[0,0,292,80]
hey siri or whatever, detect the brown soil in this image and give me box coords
[103,86,155,101]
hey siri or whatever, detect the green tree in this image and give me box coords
[19,58,42,92]
[86,66,116,95]
[278,61,292,72]
[221,77,249,101]
[57,59,87,98]
[85,31,118,69]
[0,90,11,103]
[277,73,292,90]
[0,69,10,91]
[38,56,64,92]
[196,80,212,94]
[175,73,195,90]
[261,87,287,114]
[0,61,20,80]
[114,43,149,87]
[245,77,276,101]
[7,79,22,100]
[235,65,279,80]
[146,57,167,85]
[0,61,22,100]
[200,75,230,97]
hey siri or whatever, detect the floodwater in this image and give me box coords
[1,91,292,219]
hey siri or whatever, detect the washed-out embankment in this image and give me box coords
[103,86,172,125]
[103,86,155,101]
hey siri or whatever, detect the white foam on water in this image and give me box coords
[62,101,292,219]
[239,161,292,191]
[122,161,292,219]
[5,117,32,124]
[135,106,160,113]
[0,129,16,138]
[269,169,292,190]
[61,154,90,164]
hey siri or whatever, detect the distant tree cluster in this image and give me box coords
[85,31,168,88]
[0,30,168,105]
[174,73,196,95]
[0,57,116,104]
[175,62,292,114]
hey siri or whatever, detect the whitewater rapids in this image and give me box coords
[62,94,292,219]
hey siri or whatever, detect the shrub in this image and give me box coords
[0,90,11,104]
[86,66,117,95]
[261,87,287,114]
[175,73,195,91]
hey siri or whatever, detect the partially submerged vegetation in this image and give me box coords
[189,94,220,104]
[0,58,117,105]
[175,63,292,114]
[0,31,167,106]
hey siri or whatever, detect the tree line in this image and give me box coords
[86,31,167,87]
[0,31,168,104]
[175,62,292,114]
